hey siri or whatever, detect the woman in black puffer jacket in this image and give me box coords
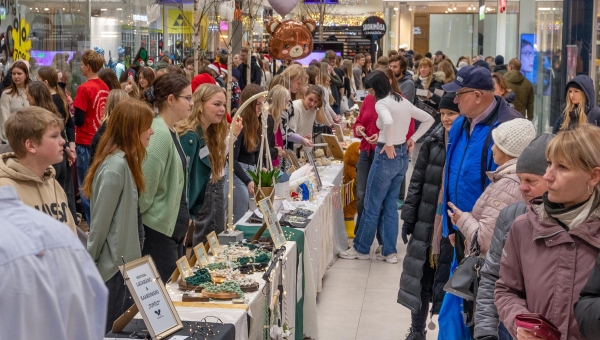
[398,93,459,340]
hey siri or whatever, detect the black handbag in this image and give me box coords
[443,231,485,302]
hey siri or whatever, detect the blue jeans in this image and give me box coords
[355,149,384,246]
[354,145,408,256]
[223,163,255,225]
[499,322,513,340]
[76,145,91,225]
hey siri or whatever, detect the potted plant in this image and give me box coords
[248,168,282,203]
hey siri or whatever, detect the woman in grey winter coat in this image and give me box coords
[474,134,553,340]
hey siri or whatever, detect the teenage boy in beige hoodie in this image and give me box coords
[0,106,77,233]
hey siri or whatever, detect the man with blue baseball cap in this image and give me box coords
[437,65,522,337]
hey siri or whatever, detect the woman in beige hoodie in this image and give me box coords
[447,118,536,257]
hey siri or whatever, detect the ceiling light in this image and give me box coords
[100,8,107,11]
[408,7,412,11]
[44,8,49,11]
[117,8,122,10]
[453,6,457,10]
[445,10,448,13]
[393,7,398,11]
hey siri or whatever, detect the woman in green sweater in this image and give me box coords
[83,99,154,333]
[177,84,243,246]
[140,73,192,280]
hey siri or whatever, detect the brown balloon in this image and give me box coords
[266,19,316,60]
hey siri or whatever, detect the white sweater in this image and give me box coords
[375,94,434,146]
[290,99,317,140]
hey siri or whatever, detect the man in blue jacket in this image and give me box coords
[441,65,522,259]
[438,66,521,337]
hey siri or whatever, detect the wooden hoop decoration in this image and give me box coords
[227,91,269,232]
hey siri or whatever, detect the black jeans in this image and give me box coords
[105,271,134,334]
[142,225,187,282]
[53,153,77,222]
[193,177,225,247]
[411,257,436,332]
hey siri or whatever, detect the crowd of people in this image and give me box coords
[2,43,600,340]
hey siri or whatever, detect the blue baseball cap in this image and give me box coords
[442,65,494,92]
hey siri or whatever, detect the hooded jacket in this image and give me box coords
[398,123,453,315]
[495,199,600,340]
[552,75,600,133]
[494,64,508,75]
[0,153,77,233]
[398,71,416,104]
[504,70,534,120]
[455,158,522,257]
[575,251,600,338]
[474,201,527,339]
[237,56,262,90]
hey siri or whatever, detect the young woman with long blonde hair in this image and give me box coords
[177,83,242,246]
[553,74,600,133]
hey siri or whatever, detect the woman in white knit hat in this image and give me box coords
[446,118,536,257]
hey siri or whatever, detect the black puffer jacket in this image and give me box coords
[474,201,527,339]
[398,123,453,314]
[575,251,600,337]
[552,74,600,133]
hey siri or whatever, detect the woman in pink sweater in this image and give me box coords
[447,118,535,257]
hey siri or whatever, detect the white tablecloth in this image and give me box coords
[165,241,297,340]
[235,163,347,339]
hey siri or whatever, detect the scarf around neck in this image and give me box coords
[543,190,600,230]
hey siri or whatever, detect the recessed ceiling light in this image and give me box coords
[100,8,107,11]
[117,8,122,10]
[44,8,49,11]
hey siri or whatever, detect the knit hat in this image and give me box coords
[567,82,583,92]
[516,133,555,175]
[439,92,459,113]
[495,55,504,66]
[491,118,536,158]
[208,63,220,75]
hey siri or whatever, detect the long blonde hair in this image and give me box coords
[268,85,290,132]
[560,87,587,131]
[280,64,308,100]
[102,89,129,123]
[546,124,600,190]
[437,60,455,84]
[419,58,434,89]
[176,84,227,182]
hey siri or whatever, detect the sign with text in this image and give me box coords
[207,231,221,255]
[361,16,386,41]
[121,256,183,339]
[176,256,193,279]
[193,242,210,268]
[257,197,286,249]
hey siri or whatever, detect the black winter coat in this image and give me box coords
[575,252,600,337]
[237,56,262,90]
[398,123,453,314]
[552,74,600,133]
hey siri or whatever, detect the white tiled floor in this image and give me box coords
[317,145,440,340]
[316,239,440,340]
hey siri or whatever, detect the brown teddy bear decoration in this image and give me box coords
[266,18,316,60]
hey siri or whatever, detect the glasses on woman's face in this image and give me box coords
[521,51,534,58]
[177,95,193,103]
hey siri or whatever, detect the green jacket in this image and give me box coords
[180,127,212,217]
[504,70,534,120]
[87,151,141,282]
[140,115,186,237]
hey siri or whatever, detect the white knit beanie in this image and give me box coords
[492,118,536,158]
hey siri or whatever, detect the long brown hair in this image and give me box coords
[138,67,156,90]
[239,84,263,152]
[418,58,434,89]
[82,99,154,197]
[26,81,62,120]
[98,69,121,90]
[176,84,227,182]
[4,61,30,95]
[36,66,69,121]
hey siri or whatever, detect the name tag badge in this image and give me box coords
[199,146,209,159]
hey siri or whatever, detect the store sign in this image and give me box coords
[12,17,31,61]
[133,14,148,23]
[167,9,193,34]
[31,16,53,40]
[121,256,183,339]
[413,27,421,35]
[361,16,386,41]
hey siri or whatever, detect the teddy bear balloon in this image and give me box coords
[266,18,316,60]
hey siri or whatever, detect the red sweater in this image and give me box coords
[353,94,414,153]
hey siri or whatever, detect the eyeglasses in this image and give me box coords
[177,95,193,103]
[521,51,534,58]
[455,89,477,99]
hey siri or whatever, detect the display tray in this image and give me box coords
[202,291,240,300]
[240,282,259,293]
[106,320,236,340]
[178,280,204,292]
[182,293,210,302]
[212,276,226,284]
